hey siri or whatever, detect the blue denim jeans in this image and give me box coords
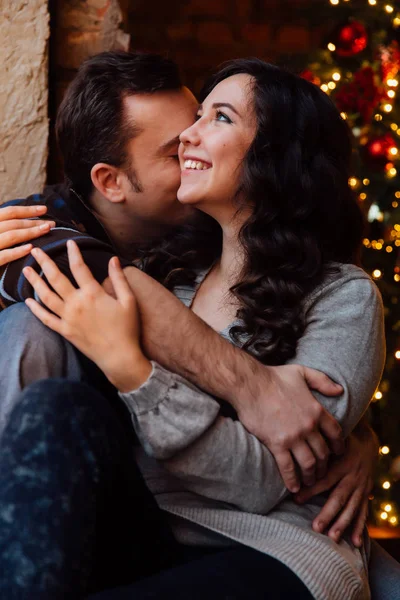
[0,303,399,598]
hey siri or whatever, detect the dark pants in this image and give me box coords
[0,379,312,600]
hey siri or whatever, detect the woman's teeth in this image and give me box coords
[184,160,210,170]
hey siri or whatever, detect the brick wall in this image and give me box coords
[124,0,323,94]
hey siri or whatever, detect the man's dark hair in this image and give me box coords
[56,51,182,199]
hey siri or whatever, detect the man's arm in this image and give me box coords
[119,266,345,491]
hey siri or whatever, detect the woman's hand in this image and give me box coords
[23,240,152,392]
[294,418,378,547]
[0,205,55,266]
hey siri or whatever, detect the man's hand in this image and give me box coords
[0,205,55,266]
[293,418,378,546]
[236,364,344,493]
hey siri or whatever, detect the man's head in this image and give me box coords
[56,51,197,230]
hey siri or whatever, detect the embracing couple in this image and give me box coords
[0,51,397,599]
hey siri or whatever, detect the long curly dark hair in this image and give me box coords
[143,58,364,365]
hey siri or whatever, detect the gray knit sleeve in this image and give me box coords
[119,266,385,514]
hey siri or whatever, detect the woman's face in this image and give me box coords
[178,74,256,223]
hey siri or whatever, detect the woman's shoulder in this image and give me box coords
[304,262,383,313]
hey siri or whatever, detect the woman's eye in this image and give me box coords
[216,110,232,124]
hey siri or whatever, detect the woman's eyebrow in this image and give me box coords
[197,102,241,117]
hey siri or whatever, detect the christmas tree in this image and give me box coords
[284,0,400,528]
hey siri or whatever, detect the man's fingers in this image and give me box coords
[351,497,369,547]
[306,432,330,480]
[31,247,75,299]
[291,441,317,487]
[0,244,33,267]
[0,223,54,250]
[0,219,55,235]
[302,367,343,397]
[109,258,136,306]
[23,266,65,316]
[319,411,345,456]
[275,452,300,493]
[25,298,63,334]
[311,477,352,534]
[67,240,101,290]
[0,205,47,221]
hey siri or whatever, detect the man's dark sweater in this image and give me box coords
[0,184,130,310]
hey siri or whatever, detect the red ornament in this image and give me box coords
[335,67,385,124]
[334,20,368,57]
[300,69,321,87]
[364,134,397,170]
[379,41,400,81]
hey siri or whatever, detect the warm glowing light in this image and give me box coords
[394,17,400,28]
[390,516,398,525]
[368,0,377,4]
[375,242,383,248]
[394,273,400,280]
[321,84,329,92]
[388,167,397,177]
[360,193,367,200]
[330,0,339,4]
[380,446,390,454]
[383,481,391,489]
[391,123,399,131]
[388,90,396,99]
[390,147,398,156]
[332,72,341,81]
[349,177,358,187]
[386,5,394,13]
[393,201,399,208]
[375,114,383,121]
[328,81,336,90]
[363,178,370,185]
[385,504,393,512]
[340,112,347,119]
[396,191,400,198]
[381,511,389,520]
[387,246,394,253]
[395,350,400,359]
[395,241,400,248]
[384,103,393,112]
[375,391,383,400]
[327,43,336,52]
[373,269,382,279]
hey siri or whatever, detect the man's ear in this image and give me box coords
[91,163,125,204]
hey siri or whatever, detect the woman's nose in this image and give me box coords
[179,121,201,146]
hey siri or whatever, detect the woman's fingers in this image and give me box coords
[0,244,33,267]
[67,240,101,290]
[327,484,366,543]
[351,494,370,547]
[29,247,75,300]
[0,222,55,250]
[23,266,65,316]
[0,205,47,221]
[25,297,63,334]
[109,257,135,306]
[311,476,353,535]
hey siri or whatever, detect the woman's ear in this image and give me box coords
[91,163,125,204]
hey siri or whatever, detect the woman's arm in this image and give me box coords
[120,268,384,516]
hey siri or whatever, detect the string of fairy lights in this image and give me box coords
[317,0,400,527]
